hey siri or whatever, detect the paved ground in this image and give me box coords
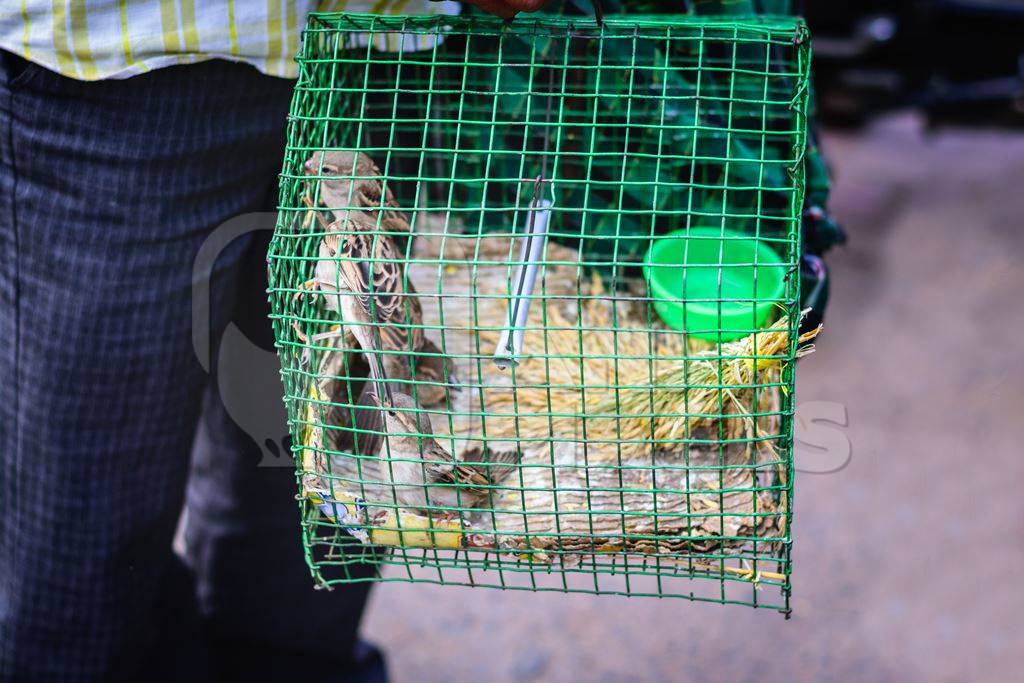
[360,114,1024,682]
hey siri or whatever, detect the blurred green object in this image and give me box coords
[643,228,785,340]
[562,0,844,328]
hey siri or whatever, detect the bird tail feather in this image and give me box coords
[463,445,521,485]
[337,382,384,459]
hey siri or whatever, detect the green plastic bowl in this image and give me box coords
[642,227,786,341]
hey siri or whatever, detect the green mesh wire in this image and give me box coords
[268,12,810,612]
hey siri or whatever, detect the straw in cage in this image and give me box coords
[296,209,818,565]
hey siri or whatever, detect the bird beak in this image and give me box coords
[303,159,316,175]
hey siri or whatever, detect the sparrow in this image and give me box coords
[312,211,457,407]
[304,335,382,494]
[303,150,411,250]
[379,392,521,518]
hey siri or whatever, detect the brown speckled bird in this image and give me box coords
[379,392,520,518]
[295,149,456,406]
[310,211,457,407]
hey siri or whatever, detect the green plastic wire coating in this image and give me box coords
[267,12,810,613]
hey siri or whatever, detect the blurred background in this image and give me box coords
[357,3,1024,680]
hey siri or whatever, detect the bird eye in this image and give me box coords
[322,165,337,176]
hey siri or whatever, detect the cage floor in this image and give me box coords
[299,214,787,565]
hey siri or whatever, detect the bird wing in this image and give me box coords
[427,445,521,494]
[354,181,412,251]
[459,445,522,485]
[316,234,341,293]
[352,165,402,212]
[414,336,457,382]
[354,178,392,210]
[378,211,413,254]
[336,230,424,353]
[316,342,382,456]
[335,382,384,460]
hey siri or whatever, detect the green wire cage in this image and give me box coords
[269,11,813,612]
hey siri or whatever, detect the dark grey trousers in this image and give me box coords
[0,52,381,682]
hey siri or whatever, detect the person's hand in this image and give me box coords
[462,0,553,20]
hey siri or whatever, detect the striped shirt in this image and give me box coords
[0,1,461,81]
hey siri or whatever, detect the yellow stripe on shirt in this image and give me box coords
[159,0,181,54]
[50,0,78,78]
[180,0,200,52]
[266,0,282,74]
[118,0,135,65]
[20,0,31,61]
[69,0,98,79]
[227,0,240,56]
[286,0,298,61]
